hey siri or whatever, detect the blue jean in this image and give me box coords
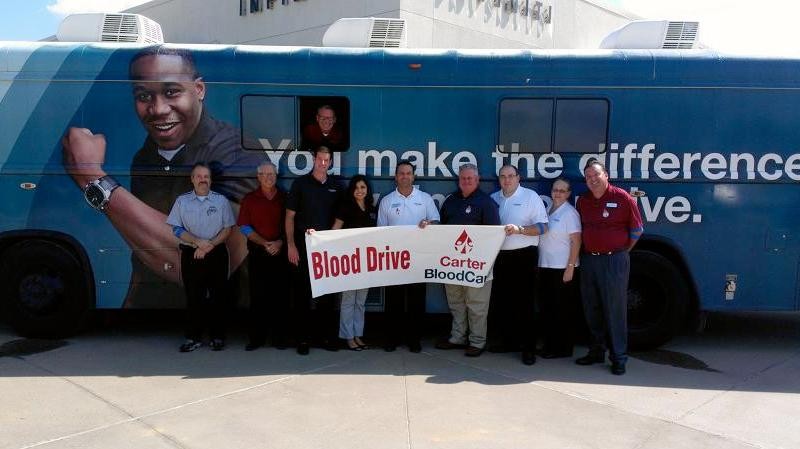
[579,251,629,364]
[339,288,369,339]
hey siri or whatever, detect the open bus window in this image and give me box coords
[554,98,609,153]
[241,95,297,151]
[298,96,350,152]
[498,98,609,153]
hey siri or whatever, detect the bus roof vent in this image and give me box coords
[323,18,407,48]
[599,20,699,49]
[57,13,164,43]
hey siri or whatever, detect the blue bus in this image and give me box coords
[1,42,798,348]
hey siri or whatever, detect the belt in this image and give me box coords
[585,250,622,256]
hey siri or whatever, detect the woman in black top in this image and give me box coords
[333,175,377,350]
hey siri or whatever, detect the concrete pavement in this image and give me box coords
[1,311,799,449]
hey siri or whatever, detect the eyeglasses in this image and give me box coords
[551,188,570,193]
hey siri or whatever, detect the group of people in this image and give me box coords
[62,47,642,376]
[166,147,642,376]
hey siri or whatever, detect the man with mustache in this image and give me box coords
[62,47,258,308]
[167,163,235,352]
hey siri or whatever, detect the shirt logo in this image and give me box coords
[465,205,472,214]
[207,206,218,216]
[454,230,474,254]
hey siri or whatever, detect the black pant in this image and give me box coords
[247,241,289,343]
[538,267,579,355]
[384,283,426,345]
[488,246,538,351]
[290,236,338,344]
[181,244,229,341]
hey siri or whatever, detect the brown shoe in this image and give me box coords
[464,346,484,357]
[435,339,467,350]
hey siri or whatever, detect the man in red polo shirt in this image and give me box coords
[237,161,289,351]
[575,158,643,375]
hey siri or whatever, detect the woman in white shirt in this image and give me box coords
[538,178,582,358]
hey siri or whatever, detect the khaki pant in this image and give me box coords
[444,281,493,349]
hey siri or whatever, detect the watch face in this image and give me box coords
[85,185,107,209]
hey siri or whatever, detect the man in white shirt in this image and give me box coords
[489,164,548,365]
[377,160,440,353]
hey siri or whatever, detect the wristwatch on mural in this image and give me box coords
[83,176,120,211]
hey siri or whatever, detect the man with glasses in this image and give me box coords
[237,161,289,351]
[488,164,548,365]
[300,105,346,152]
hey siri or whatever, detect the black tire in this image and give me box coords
[627,250,688,350]
[0,240,93,337]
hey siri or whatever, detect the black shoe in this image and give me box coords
[611,362,626,375]
[408,341,422,353]
[245,340,264,351]
[210,339,225,351]
[323,339,340,352]
[575,352,605,366]
[464,345,484,357]
[522,351,536,365]
[272,338,288,350]
[435,339,467,350]
[179,339,202,353]
[297,342,310,355]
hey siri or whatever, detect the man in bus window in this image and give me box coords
[299,105,346,152]
[575,158,643,375]
[62,47,260,308]
[431,163,500,357]
[488,164,548,366]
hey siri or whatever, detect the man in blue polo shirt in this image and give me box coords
[166,162,235,352]
[433,163,501,357]
[575,158,643,375]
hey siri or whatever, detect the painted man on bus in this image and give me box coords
[62,47,260,308]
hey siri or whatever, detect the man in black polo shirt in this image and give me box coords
[285,146,344,355]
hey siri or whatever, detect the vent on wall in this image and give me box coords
[323,18,407,48]
[57,13,164,43]
[600,20,700,50]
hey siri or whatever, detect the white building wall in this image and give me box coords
[126,0,635,48]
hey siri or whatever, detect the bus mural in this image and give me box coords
[1,42,798,348]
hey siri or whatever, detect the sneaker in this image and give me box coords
[179,339,202,353]
[210,339,225,351]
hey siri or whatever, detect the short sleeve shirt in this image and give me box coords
[491,186,549,250]
[166,190,235,240]
[377,187,440,226]
[577,183,643,253]
[286,173,344,233]
[440,189,500,226]
[538,202,581,268]
[336,200,377,229]
[237,188,285,241]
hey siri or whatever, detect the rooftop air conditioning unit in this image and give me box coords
[57,13,164,43]
[323,18,406,48]
[600,20,699,49]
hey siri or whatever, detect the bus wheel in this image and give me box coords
[0,240,93,338]
[627,250,688,350]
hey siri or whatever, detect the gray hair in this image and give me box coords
[257,161,278,175]
[458,163,479,176]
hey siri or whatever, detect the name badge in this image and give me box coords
[606,202,618,208]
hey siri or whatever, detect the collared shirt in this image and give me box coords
[539,202,581,268]
[491,186,548,250]
[286,173,344,233]
[237,188,285,241]
[577,183,643,253]
[166,190,235,240]
[377,187,440,226]
[440,188,500,226]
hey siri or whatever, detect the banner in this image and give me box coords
[305,225,506,297]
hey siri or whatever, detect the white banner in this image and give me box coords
[305,225,506,297]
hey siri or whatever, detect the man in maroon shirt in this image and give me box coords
[575,159,643,375]
[237,161,288,350]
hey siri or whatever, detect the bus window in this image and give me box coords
[498,98,553,153]
[553,98,609,153]
[298,96,351,152]
[241,95,296,151]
